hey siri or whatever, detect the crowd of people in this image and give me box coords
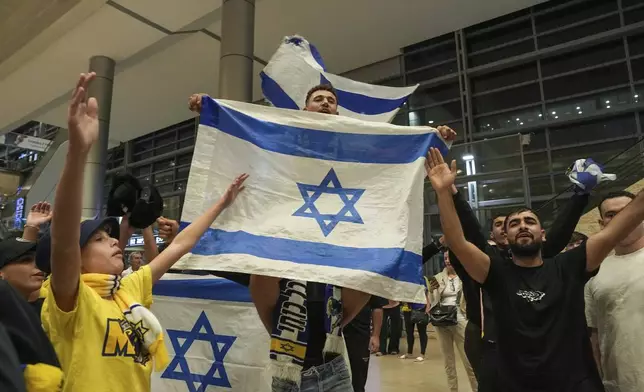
[0,71,642,392]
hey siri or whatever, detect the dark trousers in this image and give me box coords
[402,311,428,355]
[478,341,499,392]
[379,305,402,354]
[343,328,370,392]
[464,321,483,381]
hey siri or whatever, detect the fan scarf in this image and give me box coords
[269,279,344,386]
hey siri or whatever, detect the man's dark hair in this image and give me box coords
[568,231,588,245]
[598,191,636,218]
[304,84,338,105]
[503,207,541,231]
[489,214,507,231]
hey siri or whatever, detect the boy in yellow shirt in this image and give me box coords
[38,72,248,392]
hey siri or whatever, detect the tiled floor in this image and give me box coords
[365,328,473,392]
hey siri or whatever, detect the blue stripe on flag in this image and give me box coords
[320,75,411,115]
[260,71,300,110]
[309,43,326,70]
[153,277,253,302]
[180,224,424,285]
[199,97,447,164]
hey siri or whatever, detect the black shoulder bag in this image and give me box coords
[429,289,461,327]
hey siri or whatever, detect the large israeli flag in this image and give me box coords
[175,97,450,303]
[261,35,418,123]
[152,274,271,392]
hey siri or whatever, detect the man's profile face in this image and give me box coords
[490,216,507,245]
[599,196,643,246]
[304,90,338,115]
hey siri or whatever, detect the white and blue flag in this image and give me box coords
[152,274,271,392]
[175,97,450,303]
[261,35,418,123]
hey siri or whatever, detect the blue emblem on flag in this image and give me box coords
[293,169,365,236]
[162,311,237,391]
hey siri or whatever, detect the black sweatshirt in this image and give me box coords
[449,192,590,342]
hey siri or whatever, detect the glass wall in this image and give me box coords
[401,0,644,236]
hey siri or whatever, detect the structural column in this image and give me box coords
[219,0,255,102]
[82,55,115,220]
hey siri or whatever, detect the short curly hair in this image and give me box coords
[304,84,338,106]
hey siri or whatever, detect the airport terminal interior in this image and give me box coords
[1,0,644,390]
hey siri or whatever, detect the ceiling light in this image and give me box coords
[607,105,611,108]
[462,154,474,161]
[555,116,559,119]
[428,120,434,124]
[605,100,610,104]
[538,114,543,117]
[457,169,463,174]
[578,111,583,114]
[576,106,580,110]
[551,111,556,115]
[635,94,639,98]
[516,118,520,121]
[482,184,488,188]
[520,122,524,125]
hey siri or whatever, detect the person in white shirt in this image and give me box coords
[121,251,143,278]
[429,252,477,392]
[585,191,644,392]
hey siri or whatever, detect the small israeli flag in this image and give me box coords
[566,158,616,191]
[260,35,418,123]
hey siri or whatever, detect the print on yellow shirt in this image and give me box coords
[102,317,151,366]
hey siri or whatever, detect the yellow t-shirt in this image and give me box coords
[42,266,154,392]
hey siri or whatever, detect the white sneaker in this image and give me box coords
[398,354,409,359]
[414,356,425,362]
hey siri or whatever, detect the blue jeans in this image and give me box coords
[271,355,353,392]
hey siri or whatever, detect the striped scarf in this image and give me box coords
[269,279,344,386]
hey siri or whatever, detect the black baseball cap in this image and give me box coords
[0,238,37,269]
[36,217,120,274]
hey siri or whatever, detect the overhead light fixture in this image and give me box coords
[576,106,580,110]
[516,118,520,121]
[538,114,543,117]
[555,116,559,119]
[457,169,463,174]
[482,184,488,188]
[428,120,434,124]
[462,154,474,161]
[520,122,524,125]
[605,100,610,104]
[578,111,583,114]
[607,105,611,108]
[551,111,556,115]
[635,94,639,98]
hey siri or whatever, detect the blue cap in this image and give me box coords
[36,217,120,274]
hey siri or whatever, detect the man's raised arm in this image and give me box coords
[426,148,491,284]
[586,189,644,271]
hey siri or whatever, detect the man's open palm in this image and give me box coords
[68,73,99,150]
[425,147,458,192]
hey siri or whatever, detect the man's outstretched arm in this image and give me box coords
[426,148,491,284]
[586,189,644,271]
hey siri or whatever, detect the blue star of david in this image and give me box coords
[161,311,237,391]
[293,168,365,236]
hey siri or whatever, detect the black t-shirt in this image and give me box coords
[0,281,60,369]
[344,296,388,337]
[303,282,328,369]
[482,243,601,391]
[0,323,26,392]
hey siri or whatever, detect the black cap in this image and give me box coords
[106,173,142,217]
[129,185,164,229]
[0,238,37,269]
[36,217,120,274]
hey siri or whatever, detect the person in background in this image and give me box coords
[429,252,477,392]
[39,72,248,392]
[343,296,386,392]
[585,191,644,392]
[566,231,588,252]
[399,278,430,362]
[377,299,402,356]
[122,251,143,278]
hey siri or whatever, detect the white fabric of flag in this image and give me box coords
[175,97,450,303]
[261,35,418,123]
[151,274,271,392]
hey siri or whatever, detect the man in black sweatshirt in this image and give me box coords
[447,185,590,391]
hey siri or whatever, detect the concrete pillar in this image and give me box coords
[219,0,255,102]
[82,56,115,220]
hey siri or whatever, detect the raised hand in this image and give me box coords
[188,93,208,113]
[25,201,52,227]
[436,125,457,142]
[157,217,179,244]
[68,73,99,152]
[425,147,457,193]
[220,173,249,208]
